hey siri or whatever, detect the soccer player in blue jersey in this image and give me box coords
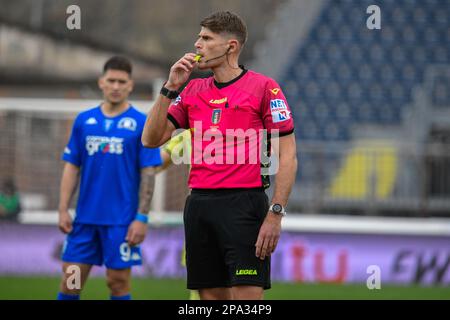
[56,56,162,300]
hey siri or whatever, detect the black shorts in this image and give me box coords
[183,188,271,290]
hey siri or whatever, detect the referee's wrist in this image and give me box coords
[164,81,180,92]
[135,212,149,224]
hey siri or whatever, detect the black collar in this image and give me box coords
[214,65,247,89]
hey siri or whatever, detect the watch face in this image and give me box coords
[272,204,282,213]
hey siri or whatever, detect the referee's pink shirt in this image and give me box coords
[167,69,295,189]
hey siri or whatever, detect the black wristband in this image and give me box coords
[160,86,179,100]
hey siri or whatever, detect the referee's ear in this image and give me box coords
[227,39,240,54]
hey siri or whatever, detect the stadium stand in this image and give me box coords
[281,0,449,142]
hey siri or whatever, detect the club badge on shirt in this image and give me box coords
[118,117,137,131]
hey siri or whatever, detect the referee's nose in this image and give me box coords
[195,39,202,50]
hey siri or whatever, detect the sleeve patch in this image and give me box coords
[270,99,291,123]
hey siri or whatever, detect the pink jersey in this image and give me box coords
[167,69,295,189]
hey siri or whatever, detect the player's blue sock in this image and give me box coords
[57,292,80,300]
[110,294,131,300]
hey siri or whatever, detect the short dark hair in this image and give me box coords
[103,56,132,75]
[200,11,247,46]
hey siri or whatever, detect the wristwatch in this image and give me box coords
[160,86,179,100]
[269,203,287,216]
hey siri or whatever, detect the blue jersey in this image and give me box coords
[62,105,161,226]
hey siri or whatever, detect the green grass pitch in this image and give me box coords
[0,277,448,300]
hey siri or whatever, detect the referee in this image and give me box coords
[142,11,297,300]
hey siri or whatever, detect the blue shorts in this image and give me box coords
[61,223,142,269]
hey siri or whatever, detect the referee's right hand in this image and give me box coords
[58,210,73,234]
[166,53,198,91]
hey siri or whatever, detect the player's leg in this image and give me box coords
[59,262,92,296]
[101,225,142,300]
[106,268,131,299]
[57,223,102,300]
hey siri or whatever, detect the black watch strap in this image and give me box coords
[160,86,179,100]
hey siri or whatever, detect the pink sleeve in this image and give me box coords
[167,86,189,129]
[261,79,295,136]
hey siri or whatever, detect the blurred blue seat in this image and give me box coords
[279,0,450,172]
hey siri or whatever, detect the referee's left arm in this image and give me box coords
[271,133,298,210]
[255,133,297,260]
